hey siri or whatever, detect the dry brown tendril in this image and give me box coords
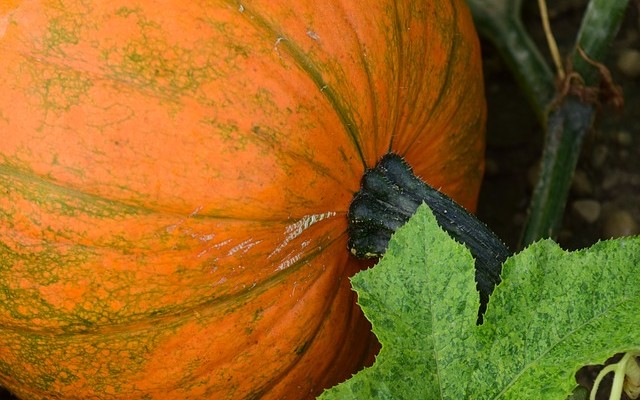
[555,47,624,111]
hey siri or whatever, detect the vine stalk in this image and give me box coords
[465,0,630,247]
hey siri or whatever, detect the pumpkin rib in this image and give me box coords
[228,0,368,170]
[386,0,406,154]
[246,149,355,204]
[321,0,384,161]
[353,29,382,160]
[0,164,152,221]
[135,236,362,400]
[0,223,347,337]
[258,246,374,399]
[1,163,350,226]
[261,305,364,399]
[302,272,372,376]
[143,260,339,399]
[1,242,357,399]
[266,301,376,400]
[406,2,461,155]
[236,257,347,398]
[2,22,363,221]
[392,2,459,158]
[395,0,485,210]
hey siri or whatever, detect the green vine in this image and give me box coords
[591,351,640,400]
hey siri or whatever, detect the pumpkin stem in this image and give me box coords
[348,153,509,311]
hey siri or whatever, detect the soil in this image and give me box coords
[0,1,638,399]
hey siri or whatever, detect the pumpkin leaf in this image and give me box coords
[319,204,640,399]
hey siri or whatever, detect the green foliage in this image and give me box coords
[319,204,640,399]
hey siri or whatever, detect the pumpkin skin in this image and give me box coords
[0,0,485,399]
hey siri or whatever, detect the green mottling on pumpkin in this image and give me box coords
[51,367,78,385]
[106,9,251,100]
[1,258,75,322]
[24,62,93,117]
[0,244,69,286]
[250,125,280,156]
[0,280,57,324]
[252,307,264,322]
[0,331,162,394]
[292,103,315,122]
[113,38,206,95]
[115,6,139,18]
[215,121,249,152]
[423,2,460,128]
[254,87,278,114]
[39,0,93,56]
[113,5,161,31]
[201,18,231,35]
[44,16,80,51]
[0,360,13,380]
[0,165,185,328]
[338,147,351,169]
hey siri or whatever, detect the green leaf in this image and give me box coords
[319,204,640,399]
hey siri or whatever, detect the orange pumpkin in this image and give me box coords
[0,0,485,399]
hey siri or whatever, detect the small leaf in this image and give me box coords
[319,204,479,399]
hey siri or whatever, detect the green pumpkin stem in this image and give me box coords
[348,153,509,309]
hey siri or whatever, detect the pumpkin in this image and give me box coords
[0,0,485,399]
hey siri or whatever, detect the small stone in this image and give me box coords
[602,173,620,190]
[484,158,499,176]
[590,145,608,169]
[602,210,640,238]
[571,170,593,196]
[571,199,601,224]
[527,161,541,188]
[617,49,640,78]
[619,149,630,160]
[615,130,633,146]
